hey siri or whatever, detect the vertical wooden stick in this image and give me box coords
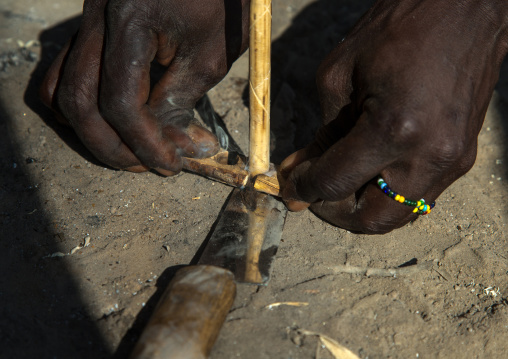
[249,0,272,176]
[245,193,270,283]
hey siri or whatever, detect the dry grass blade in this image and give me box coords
[331,260,434,277]
[298,329,360,359]
[264,301,309,309]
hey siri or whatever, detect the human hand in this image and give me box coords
[281,0,508,233]
[40,0,250,175]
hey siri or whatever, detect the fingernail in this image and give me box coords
[280,149,307,177]
[155,167,178,176]
[187,124,220,156]
[286,200,311,212]
[125,165,149,173]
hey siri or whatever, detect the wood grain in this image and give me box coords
[249,0,272,176]
[130,266,236,359]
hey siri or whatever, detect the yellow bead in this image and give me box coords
[413,207,418,213]
[398,196,405,203]
[395,195,400,201]
[417,201,422,207]
[419,205,424,210]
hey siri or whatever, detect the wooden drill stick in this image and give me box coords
[249,0,272,176]
[183,0,277,193]
[244,0,274,286]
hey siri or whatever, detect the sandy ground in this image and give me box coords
[1,0,508,358]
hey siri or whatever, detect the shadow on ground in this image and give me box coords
[494,58,508,183]
[0,99,110,357]
[23,15,104,168]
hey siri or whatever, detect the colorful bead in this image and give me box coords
[376,176,435,216]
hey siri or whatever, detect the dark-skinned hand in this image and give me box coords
[281,0,508,234]
[40,0,250,175]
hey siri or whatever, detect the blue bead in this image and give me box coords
[380,183,387,189]
[383,188,389,194]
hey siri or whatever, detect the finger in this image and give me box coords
[309,143,473,234]
[280,107,367,206]
[53,9,146,171]
[279,145,322,179]
[100,22,182,171]
[284,102,428,205]
[160,118,220,159]
[302,115,477,233]
[316,41,356,125]
[40,39,72,124]
[41,0,109,122]
[149,37,226,159]
[309,169,437,234]
[101,5,221,173]
[75,111,148,171]
[280,152,312,212]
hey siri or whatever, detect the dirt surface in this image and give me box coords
[2,1,508,358]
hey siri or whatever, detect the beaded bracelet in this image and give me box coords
[376,177,435,215]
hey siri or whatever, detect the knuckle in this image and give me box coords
[105,0,129,20]
[428,128,475,173]
[57,83,96,121]
[432,139,467,166]
[456,146,477,174]
[356,215,397,235]
[83,0,107,15]
[99,95,133,121]
[315,47,353,118]
[366,104,424,148]
[316,41,348,89]
[311,176,345,202]
[316,63,335,95]
[316,58,350,104]
[199,57,229,86]
[443,144,477,178]
[39,77,55,108]
[105,0,149,29]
